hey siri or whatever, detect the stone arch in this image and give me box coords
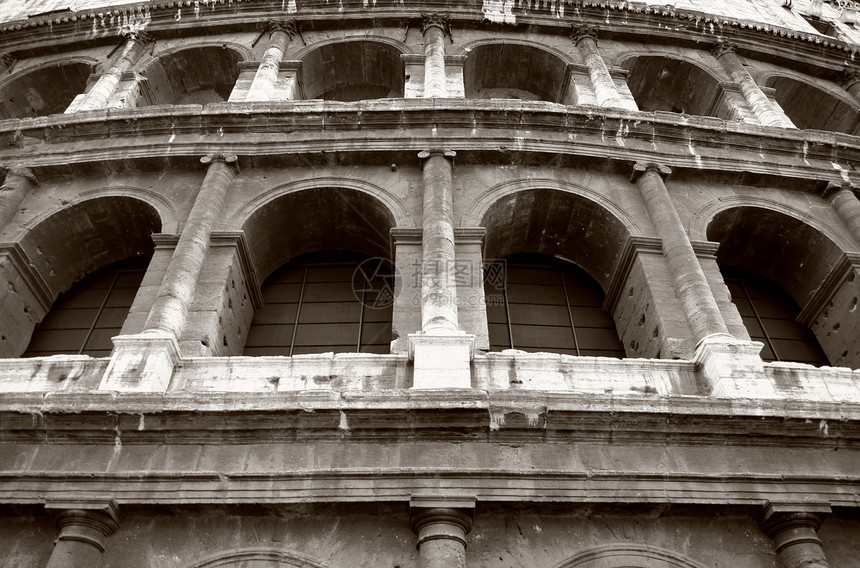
[463,40,571,102]
[705,203,855,366]
[298,38,406,101]
[464,178,644,243]
[555,544,711,568]
[689,195,856,255]
[137,44,246,106]
[763,73,860,134]
[0,58,94,118]
[184,547,329,568]
[618,51,733,119]
[236,177,410,231]
[241,186,397,282]
[480,187,631,294]
[1,196,160,357]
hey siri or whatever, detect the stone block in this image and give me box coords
[409,332,475,389]
[99,331,180,392]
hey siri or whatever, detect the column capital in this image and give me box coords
[1,165,38,187]
[120,28,153,47]
[200,153,240,174]
[0,52,16,73]
[422,12,452,40]
[838,68,860,89]
[710,41,737,59]
[45,500,121,552]
[630,161,671,183]
[410,500,475,546]
[262,18,301,39]
[822,180,859,200]
[570,23,599,46]
[418,149,456,166]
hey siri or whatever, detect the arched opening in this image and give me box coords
[4,197,161,357]
[622,55,731,119]
[707,206,842,366]
[244,251,393,356]
[485,253,624,356]
[138,46,242,106]
[300,41,404,101]
[23,257,150,357]
[0,62,91,118]
[766,76,860,134]
[481,189,629,357]
[720,265,829,365]
[241,188,397,356]
[464,43,568,102]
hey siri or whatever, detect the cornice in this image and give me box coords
[0,2,858,78]
[0,101,856,190]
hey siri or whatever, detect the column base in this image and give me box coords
[694,334,774,398]
[408,332,475,389]
[99,331,180,392]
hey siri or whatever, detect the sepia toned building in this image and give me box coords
[0,0,859,566]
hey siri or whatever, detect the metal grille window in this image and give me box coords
[244,252,393,356]
[722,266,829,365]
[23,257,149,357]
[485,254,625,357]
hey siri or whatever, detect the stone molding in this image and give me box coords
[555,544,712,568]
[0,241,53,313]
[570,23,599,46]
[209,230,263,310]
[421,12,452,40]
[796,251,860,324]
[631,161,672,182]
[602,235,663,313]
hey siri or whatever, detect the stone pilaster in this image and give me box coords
[246,20,300,102]
[760,504,832,568]
[422,13,451,98]
[410,497,474,568]
[409,150,475,389]
[822,181,860,246]
[0,166,37,230]
[101,154,238,391]
[570,24,624,108]
[44,500,120,568]
[75,31,150,112]
[712,43,794,128]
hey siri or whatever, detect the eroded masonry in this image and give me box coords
[0,0,859,567]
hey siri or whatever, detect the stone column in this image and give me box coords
[631,163,729,343]
[570,24,623,108]
[410,499,474,568]
[144,154,238,338]
[631,162,770,397]
[101,154,237,392]
[712,43,794,128]
[246,20,299,102]
[418,150,459,333]
[422,13,450,98]
[823,181,860,245]
[838,70,860,104]
[76,31,150,112]
[0,166,37,230]
[761,504,831,568]
[44,501,120,568]
[408,151,475,389]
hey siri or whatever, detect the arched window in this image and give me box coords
[244,251,393,356]
[23,257,149,357]
[0,62,91,118]
[138,46,242,106]
[721,266,829,365]
[623,55,732,119]
[300,41,405,101]
[484,254,624,357]
[464,43,569,102]
[765,75,859,135]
